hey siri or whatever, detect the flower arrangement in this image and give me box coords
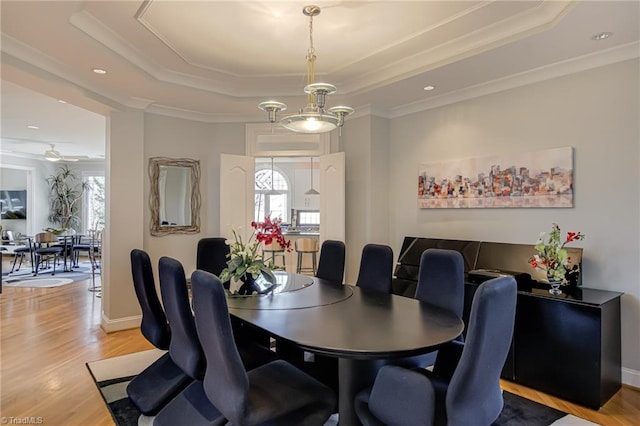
[529,223,584,282]
[219,217,291,289]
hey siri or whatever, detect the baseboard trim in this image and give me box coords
[622,367,640,389]
[101,313,141,333]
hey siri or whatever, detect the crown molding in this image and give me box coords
[389,41,640,119]
[1,37,127,113]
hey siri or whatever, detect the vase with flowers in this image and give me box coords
[219,217,291,295]
[529,223,584,295]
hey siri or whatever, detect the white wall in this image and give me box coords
[143,114,244,276]
[386,59,639,382]
[342,115,391,283]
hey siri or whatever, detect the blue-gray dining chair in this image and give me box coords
[126,249,192,415]
[316,239,346,284]
[154,256,224,425]
[355,276,517,426]
[191,269,337,425]
[356,243,394,294]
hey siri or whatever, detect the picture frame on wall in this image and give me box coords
[418,146,573,208]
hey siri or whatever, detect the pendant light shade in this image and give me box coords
[258,5,353,134]
[305,157,319,195]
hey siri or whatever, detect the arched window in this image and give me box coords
[255,168,288,222]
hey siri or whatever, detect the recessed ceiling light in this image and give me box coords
[92,68,107,74]
[58,99,67,104]
[423,85,436,91]
[27,125,39,129]
[591,32,612,41]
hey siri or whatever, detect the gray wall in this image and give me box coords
[384,59,639,382]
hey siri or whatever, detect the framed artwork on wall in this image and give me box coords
[418,146,573,208]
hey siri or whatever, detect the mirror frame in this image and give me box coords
[149,157,201,236]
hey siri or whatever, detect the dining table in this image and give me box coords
[225,271,464,426]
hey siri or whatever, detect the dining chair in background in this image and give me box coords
[191,270,337,425]
[7,231,34,273]
[196,237,229,280]
[71,229,102,293]
[127,249,192,416]
[277,239,346,371]
[196,237,276,361]
[295,237,319,275]
[262,240,287,269]
[402,248,465,368]
[33,232,63,276]
[315,239,346,284]
[355,244,394,294]
[355,276,517,426]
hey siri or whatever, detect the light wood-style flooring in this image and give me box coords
[1,270,639,425]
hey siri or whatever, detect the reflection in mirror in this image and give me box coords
[149,157,201,236]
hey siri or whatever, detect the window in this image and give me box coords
[83,173,105,233]
[297,210,320,226]
[255,168,288,222]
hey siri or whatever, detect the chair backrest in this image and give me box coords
[159,256,205,380]
[130,249,171,350]
[316,240,345,284]
[356,244,394,294]
[295,238,318,252]
[35,232,57,245]
[414,249,465,318]
[196,237,229,277]
[191,270,250,422]
[444,276,517,426]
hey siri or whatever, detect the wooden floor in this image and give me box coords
[1,270,639,425]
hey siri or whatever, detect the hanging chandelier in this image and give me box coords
[258,5,353,134]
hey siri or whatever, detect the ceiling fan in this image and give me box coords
[44,144,88,162]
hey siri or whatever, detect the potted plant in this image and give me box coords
[46,165,89,234]
[220,217,291,295]
[529,223,584,295]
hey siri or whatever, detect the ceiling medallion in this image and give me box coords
[258,5,353,134]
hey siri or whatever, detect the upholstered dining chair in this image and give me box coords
[196,237,276,361]
[402,248,465,368]
[196,237,229,280]
[415,248,465,317]
[126,249,192,415]
[355,276,517,426]
[33,232,63,276]
[356,244,394,294]
[315,239,346,284]
[154,256,225,426]
[191,269,337,425]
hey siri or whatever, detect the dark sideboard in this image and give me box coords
[393,236,622,409]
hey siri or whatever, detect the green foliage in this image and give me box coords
[46,165,89,230]
[219,228,278,285]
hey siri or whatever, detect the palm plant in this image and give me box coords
[46,165,89,231]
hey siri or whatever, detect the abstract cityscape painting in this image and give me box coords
[418,147,573,208]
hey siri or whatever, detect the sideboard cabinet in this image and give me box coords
[393,236,622,409]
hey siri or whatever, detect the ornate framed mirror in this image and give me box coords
[149,157,201,236]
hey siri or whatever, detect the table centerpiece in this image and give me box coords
[529,223,584,295]
[220,216,291,295]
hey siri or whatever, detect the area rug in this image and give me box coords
[87,350,598,426]
[2,260,98,288]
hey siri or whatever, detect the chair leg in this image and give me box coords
[312,252,317,275]
[33,254,40,276]
[10,253,21,273]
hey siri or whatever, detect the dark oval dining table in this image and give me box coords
[226,272,464,426]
